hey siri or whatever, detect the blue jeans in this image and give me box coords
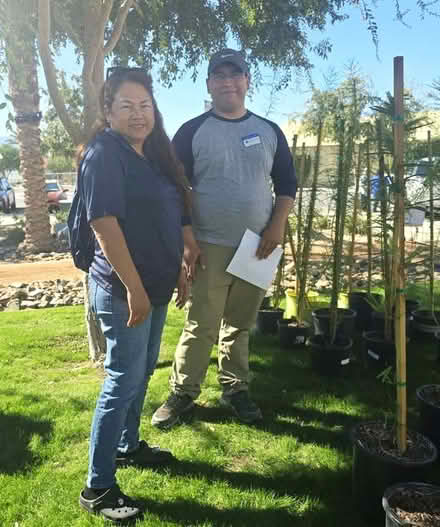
[87,277,168,488]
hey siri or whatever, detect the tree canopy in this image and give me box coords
[116,0,440,88]
[2,0,439,147]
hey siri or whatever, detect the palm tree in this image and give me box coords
[3,0,52,253]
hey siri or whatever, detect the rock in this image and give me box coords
[5,299,20,311]
[27,289,44,298]
[21,300,39,309]
[0,279,85,312]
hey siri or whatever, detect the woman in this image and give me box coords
[78,68,191,522]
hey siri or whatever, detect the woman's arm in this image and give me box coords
[91,216,151,327]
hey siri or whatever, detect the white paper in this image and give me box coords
[226,229,283,290]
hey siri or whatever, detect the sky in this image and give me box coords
[0,1,439,141]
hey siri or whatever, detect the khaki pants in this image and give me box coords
[170,242,266,399]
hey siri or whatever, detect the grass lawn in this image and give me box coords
[1,304,439,526]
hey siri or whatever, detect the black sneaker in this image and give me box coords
[219,391,262,423]
[151,392,194,429]
[116,439,175,468]
[79,484,141,523]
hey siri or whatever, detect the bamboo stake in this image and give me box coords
[393,56,407,454]
[377,119,393,341]
[330,119,346,344]
[428,131,434,311]
[298,130,322,324]
[348,144,363,294]
[366,140,372,294]
[296,142,306,302]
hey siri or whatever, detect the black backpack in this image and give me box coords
[67,161,95,272]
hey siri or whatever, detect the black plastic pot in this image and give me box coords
[412,309,440,336]
[416,384,440,450]
[348,292,381,332]
[260,296,272,310]
[277,319,310,349]
[371,311,414,341]
[362,330,396,371]
[351,421,438,522]
[307,334,352,375]
[256,308,284,335]
[383,482,440,527]
[311,307,356,338]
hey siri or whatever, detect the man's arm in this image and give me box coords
[256,121,296,259]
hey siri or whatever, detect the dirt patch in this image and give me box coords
[0,259,83,285]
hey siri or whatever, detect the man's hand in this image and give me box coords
[127,286,151,327]
[256,220,285,259]
[175,267,190,309]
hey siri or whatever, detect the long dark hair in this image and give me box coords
[78,70,191,214]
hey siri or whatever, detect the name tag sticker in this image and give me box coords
[242,133,261,147]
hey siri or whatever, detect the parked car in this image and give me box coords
[0,176,16,213]
[405,157,440,215]
[46,180,67,213]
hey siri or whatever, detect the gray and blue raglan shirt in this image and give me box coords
[173,110,296,248]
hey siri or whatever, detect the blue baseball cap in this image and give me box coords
[208,49,249,75]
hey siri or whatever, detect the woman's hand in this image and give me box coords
[126,286,151,327]
[175,267,190,309]
[183,225,205,280]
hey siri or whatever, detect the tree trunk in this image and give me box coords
[5,0,52,254]
[83,277,106,362]
[36,0,134,362]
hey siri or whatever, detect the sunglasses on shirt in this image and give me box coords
[106,66,148,80]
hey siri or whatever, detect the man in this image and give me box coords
[152,49,296,428]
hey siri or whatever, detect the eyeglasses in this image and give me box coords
[209,71,246,82]
[106,66,147,80]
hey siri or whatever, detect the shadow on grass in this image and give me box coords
[140,499,298,526]
[143,458,373,527]
[0,412,53,474]
[190,403,360,453]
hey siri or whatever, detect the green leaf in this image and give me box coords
[0,102,6,109]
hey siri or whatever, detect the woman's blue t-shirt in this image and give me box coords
[81,129,184,306]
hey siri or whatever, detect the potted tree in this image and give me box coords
[383,481,440,526]
[347,133,383,333]
[308,76,364,374]
[279,141,313,348]
[352,58,438,523]
[363,96,425,368]
[280,96,329,349]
